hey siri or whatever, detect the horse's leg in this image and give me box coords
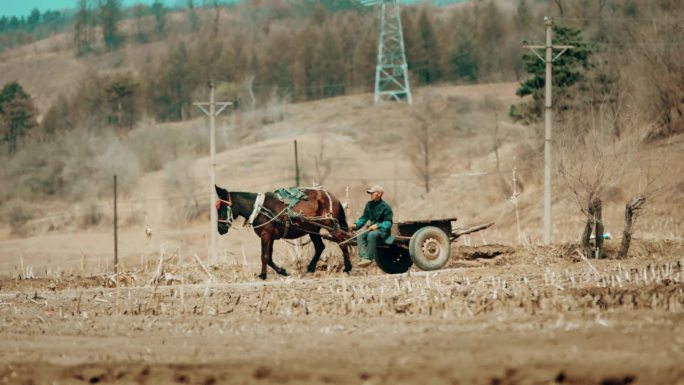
[258,234,270,280]
[328,227,353,273]
[266,238,289,276]
[337,236,351,273]
[306,233,325,273]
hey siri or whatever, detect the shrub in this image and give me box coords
[59,126,139,200]
[79,202,104,229]
[8,140,64,197]
[2,198,34,236]
[127,119,207,173]
[162,156,204,224]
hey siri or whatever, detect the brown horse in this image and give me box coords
[214,185,352,279]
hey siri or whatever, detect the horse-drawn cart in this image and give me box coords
[370,218,493,274]
[215,184,493,278]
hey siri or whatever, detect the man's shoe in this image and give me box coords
[358,259,374,267]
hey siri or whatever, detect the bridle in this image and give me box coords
[215,193,234,228]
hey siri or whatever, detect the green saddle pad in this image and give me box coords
[274,187,308,207]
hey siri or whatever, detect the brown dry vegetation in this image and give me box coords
[1,240,683,385]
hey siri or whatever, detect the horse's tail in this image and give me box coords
[336,201,349,231]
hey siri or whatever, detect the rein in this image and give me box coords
[218,189,349,241]
[252,206,289,229]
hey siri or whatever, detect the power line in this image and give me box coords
[556,16,684,23]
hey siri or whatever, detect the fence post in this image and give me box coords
[294,140,300,187]
[113,174,118,274]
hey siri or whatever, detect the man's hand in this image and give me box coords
[368,224,379,231]
[349,223,356,231]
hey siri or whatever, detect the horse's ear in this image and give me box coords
[215,185,228,199]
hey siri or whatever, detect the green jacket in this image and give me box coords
[355,199,393,232]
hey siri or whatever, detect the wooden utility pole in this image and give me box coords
[113,174,118,274]
[193,81,232,262]
[294,140,300,187]
[523,17,573,244]
[393,157,398,205]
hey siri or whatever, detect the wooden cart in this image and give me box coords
[372,218,493,274]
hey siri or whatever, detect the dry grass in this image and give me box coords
[3,239,681,318]
[1,239,682,385]
[2,259,682,321]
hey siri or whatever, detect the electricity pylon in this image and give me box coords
[361,0,412,104]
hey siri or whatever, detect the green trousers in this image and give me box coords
[357,230,386,260]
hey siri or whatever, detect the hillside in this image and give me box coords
[1,74,682,275]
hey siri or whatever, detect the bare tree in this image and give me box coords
[151,1,166,38]
[132,4,148,43]
[211,1,221,39]
[407,94,449,193]
[553,0,564,17]
[557,99,626,257]
[242,73,257,112]
[636,25,684,141]
[618,195,645,258]
[74,0,94,55]
[99,0,122,51]
[482,96,512,198]
[580,195,606,258]
[313,135,332,185]
[558,92,664,257]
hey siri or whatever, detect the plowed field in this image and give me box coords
[1,241,683,385]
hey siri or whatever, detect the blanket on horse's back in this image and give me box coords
[274,187,308,207]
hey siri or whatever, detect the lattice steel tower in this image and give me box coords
[361,0,412,104]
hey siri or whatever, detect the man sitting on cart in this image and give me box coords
[349,185,393,267]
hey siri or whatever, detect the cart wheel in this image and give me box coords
[375,245,413,274]
[408,226,450,271]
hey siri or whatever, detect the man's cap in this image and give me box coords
[367,185,384,194]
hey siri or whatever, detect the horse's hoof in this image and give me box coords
[279,269,289,276]
[306,266,316,273]
[258,273,267,280]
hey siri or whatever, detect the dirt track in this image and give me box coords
[1,242,683,385]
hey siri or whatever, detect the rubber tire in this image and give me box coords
[375,245,413,274]
[408,226,451,271]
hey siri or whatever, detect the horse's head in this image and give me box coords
[215,185,234,235]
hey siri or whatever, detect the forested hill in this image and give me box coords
[0,0,466,49]
[7,0,681,128]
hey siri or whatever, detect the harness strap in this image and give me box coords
[323,189,333,214]
[247,193,265,226]
[249,189,341,237]
[216,192,233,209]
[283,220,290,238]
[216,193,234,225]
[252,206,288,229]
